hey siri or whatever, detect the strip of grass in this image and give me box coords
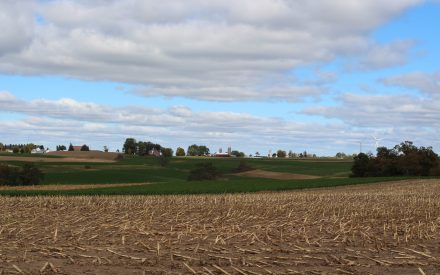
[0,176,413,196]
[42,167,187,185]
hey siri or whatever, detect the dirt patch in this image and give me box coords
[0,183,151,191]
[47,150,121,160]
[235,169,321,180]
[0,180,439,274]
[0,156,115,163]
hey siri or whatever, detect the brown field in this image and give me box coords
[0,183,150,191]
[1,180,440,274]
[47,151,121,161]
[236,169,321,180]
[0,151,120,163]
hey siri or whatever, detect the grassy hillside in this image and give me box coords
[0,155,413,196]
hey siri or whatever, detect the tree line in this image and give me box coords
[123,138,173,157]
[351,141,440,177]
[0,142,92,153]
[252,150,316,158]
[0,143,45,154]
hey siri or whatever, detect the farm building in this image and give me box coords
[149,148,161,157]
[31,148,47,154]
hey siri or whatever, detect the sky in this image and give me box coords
[0,0,439,156]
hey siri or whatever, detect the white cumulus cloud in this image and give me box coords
[0,0,423,101]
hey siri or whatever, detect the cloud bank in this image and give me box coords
[0,0,422,101]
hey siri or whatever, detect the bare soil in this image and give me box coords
[0,180,439,274]
[47,151,121,161]
[235,169,321,180]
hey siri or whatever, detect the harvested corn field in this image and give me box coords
[0,180,440,274]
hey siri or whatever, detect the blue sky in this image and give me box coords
[0,1,439,155]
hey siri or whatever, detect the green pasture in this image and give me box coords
[0,156,410,196]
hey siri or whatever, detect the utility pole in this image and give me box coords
[359,141,362,154]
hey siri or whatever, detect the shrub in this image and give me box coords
[115,154,124,161]
[187,162,222,181]
[231,160,254,173]
[176,147,186,156]
[0,164,19,185]
[277,150,287,158]
[0,163,44,186]
[429,165,440,176]
[157,156,171,167]
[18,164,45,185]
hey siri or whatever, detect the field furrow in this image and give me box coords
[0,180,439,274]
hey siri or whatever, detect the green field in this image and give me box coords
[0,156,412,196]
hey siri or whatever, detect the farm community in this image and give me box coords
[1,139,440,274]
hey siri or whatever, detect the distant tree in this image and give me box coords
[137,141,155,156]
[231,160,254,173]
[176,147,186,156]
[303,151,308,158]
[103,146,109,152]
[187,144,210,156]
[80,144,90,151]
[153,143,162,151]
[187,145,198,156]
[123,138,137,155]
[351,141,440,177]
[0,164,18,185]
[272,153,277,158]
[156,148,173,167]
[187,162,221,181]
[56,145,67,151]
[13,147,19,154]
[68,143,74,151]
[137,141,147,156]
[394,141,439,176]
[230,150,245,157]
[198,145,210,156]
[0,163,44,186]
[161,148,173,158]
[351,153,373,177]
[18,164,45,185]
[336,152,347,159]
[277,150,287,158]
[0,143,4,151]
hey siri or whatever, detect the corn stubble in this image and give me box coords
[0,180,439,274]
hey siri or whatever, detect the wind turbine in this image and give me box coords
[372,135,384,149]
